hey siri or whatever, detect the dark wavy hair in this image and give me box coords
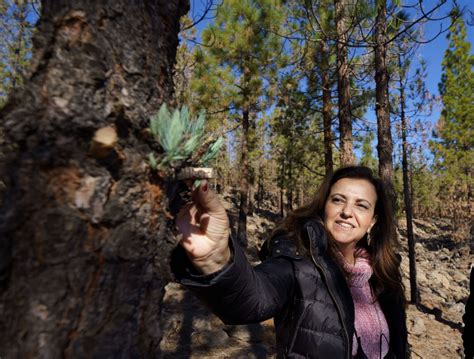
[275,166,406,304]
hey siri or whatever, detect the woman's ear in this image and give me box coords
[369,215,378,230]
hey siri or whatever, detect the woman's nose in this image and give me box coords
[340,204,353,218]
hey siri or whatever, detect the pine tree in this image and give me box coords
[389,10,430,306]
[0,0,39,106]
[359,131,378,171]
[431,14,474,208]
[334,0,354,165]
[173,15,198,107]
[271,73,326,214]
[191,0,284,246]
[374,0,396,208]
[307,0,336,176]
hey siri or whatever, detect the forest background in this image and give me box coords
[0,0,472,357]
[176,0,474,256]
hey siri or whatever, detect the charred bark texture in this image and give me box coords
[0,0,189,357]
[374,0,395,205]
[334,0,353,166]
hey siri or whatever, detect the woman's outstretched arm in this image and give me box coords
[172,182,296,324]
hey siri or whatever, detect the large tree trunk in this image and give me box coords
[374,0,395,204]
[0,0,188,357]
[334,0,353,166]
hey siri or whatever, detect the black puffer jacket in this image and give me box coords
[172,220,408,358]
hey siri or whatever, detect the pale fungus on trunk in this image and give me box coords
[90,126,118,159]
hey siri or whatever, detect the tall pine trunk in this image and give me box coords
[247,124,256,217]
[256,166,264,211]
[320,38,334,176]
[279,157,285,218]
[0,1,188,357]
[399,55,419,305]
[286,158,293,211]
[374,0,395,205]
[237,105,250,247]
[334,0,353,165]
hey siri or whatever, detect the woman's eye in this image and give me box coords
[332,197,342,203]
[357,204,369,209]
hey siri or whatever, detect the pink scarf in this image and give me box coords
[337,248,390,359]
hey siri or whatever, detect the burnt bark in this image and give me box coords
[0,0,189,357]
[334,0,353,166]
[374,0,395,205]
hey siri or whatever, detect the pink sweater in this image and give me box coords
[337,248,390,359]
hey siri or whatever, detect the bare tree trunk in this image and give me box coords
[279,157,285,218]
[320,38,334,176]
[237,105,250,247]
[0,1,188,357]
[256,166,263,211]
[286,158,293,211]
[374,0,395,206]
[247,145,256,217]
[334,0,353,166]
[399,55,419,305]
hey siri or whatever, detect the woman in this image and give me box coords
[172,166,408,358]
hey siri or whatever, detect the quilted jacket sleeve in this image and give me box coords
[170,235,297,325]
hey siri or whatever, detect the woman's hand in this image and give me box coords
[176,181,231,274]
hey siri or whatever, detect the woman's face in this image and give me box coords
[324,178,378,251]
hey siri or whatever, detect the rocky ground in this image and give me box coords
[160,193,472,358]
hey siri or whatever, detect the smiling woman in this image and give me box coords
[324,178,378,264]
[172,166,408,359]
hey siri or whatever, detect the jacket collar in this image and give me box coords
[303,218,328,256]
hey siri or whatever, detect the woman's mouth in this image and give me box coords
[335,221,355,230]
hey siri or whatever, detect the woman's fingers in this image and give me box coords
[176,182,231,271]
[192,181,227,219]
[176,203,197,237]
